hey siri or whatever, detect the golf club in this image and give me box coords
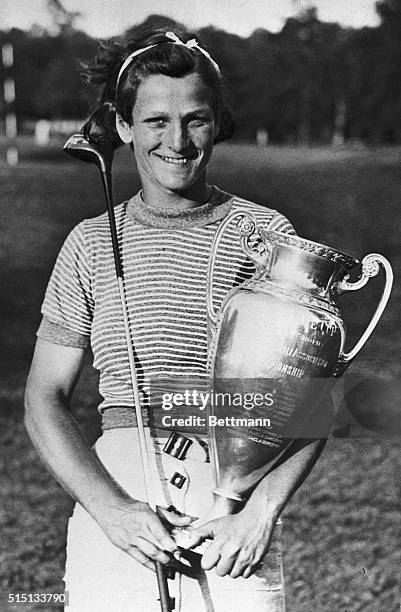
[64,125,175,612]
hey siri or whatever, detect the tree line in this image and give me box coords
[1,1,401,144]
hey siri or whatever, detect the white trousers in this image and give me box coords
[64,428,285,612]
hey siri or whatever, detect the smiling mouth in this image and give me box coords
[157,154,197,165]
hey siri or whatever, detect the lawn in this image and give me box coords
[0,140,400,611]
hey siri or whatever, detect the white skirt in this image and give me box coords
[64,428,285,612]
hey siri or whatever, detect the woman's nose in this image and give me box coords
[166,122,189,151]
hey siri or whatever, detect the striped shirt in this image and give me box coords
[37,186,296,430]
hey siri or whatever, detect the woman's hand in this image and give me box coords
[188,507,276,578]
[97,500,193,571]
[24,341,194,573]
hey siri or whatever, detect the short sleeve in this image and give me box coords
[268,212,297,235]
[37,222,94,347]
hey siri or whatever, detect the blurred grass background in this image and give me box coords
[0,140,400,611]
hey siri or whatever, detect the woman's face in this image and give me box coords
[126,72,217,198]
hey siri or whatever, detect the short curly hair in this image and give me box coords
[83,24,234,145]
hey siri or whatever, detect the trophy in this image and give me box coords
[203,210,393,519]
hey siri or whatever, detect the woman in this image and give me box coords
[25,24,330,612]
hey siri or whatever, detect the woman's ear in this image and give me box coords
[116,114,133,144]
[213,112,222,144]
[213,121,221,144]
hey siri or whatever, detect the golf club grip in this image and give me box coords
[156,561,174,611]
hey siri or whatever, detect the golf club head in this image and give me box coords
[63,133,107,172]
[64,103,123,172]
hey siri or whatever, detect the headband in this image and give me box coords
[116,31,220,88]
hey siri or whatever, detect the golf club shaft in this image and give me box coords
[100,169,174,612]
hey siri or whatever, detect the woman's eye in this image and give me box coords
[147,118,167,127]
[190,117,209,126]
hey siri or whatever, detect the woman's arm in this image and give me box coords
[197,437,326,578]
[191,397,336,578]
[24,339,191,570]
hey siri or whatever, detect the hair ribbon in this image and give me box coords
[116,30,220,88]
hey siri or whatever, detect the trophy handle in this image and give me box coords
[207,210,265,326]
[336,253,393,367]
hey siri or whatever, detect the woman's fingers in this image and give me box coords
[101,501,182,559]
[125,546,156,572]
[158,506,194,527]
[213,549,238,576]
[173,527,204,550]
[200,534,261,577]
[229,555,260,579]
[229,558,248,578]
[242,565,257,579]
[133,536,173,565]
[187,517,221,548]
[148,517,179,553]
[200,541,223,571]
